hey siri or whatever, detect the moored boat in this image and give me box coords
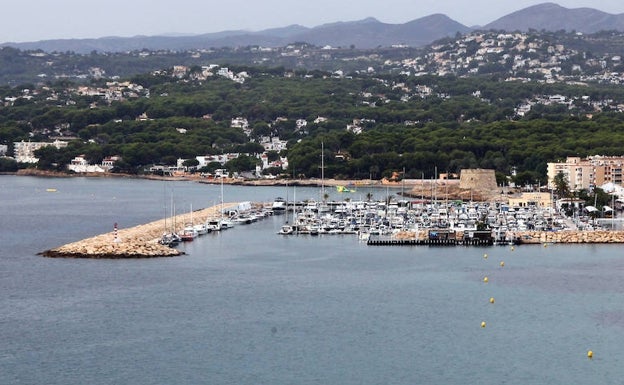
[160,232,181,247]
[278,225,294,235]
[271,197,287,215]
[206,218,223,232]
[193,223,209,235]
[180,225,198,241]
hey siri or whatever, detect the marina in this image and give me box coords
[39,191,624,258]
[272,193,624,244]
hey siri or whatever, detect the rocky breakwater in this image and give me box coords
[40,202,240,259]
[514,230,624,244]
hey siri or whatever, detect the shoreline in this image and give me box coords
[7,170,507,201]
[7,169,427,189]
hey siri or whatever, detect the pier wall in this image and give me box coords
[370,229,624,246]
[513,230,624,244]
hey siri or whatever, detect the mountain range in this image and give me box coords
[3,2,624,53]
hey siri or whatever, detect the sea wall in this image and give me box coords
[40,202,240,259]
[513,230,624,244]
[391,229,624,244]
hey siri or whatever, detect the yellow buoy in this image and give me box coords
[587,350,593,359]
[511,246,515,251]
[481,321,486,328]
[489,297,495,304]
[483,253,488,259]
[500,261,505,267]
[483,276,489,283]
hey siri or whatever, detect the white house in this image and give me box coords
[67,155,105,173]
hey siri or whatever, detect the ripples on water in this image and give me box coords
[0,176,622,384]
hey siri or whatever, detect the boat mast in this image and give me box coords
[163,181,168,235]
[293,167,297,233]
[285,179,289,224]
[321,141,325,202]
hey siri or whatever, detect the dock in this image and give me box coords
[40,202,240,259]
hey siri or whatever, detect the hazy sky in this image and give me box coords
[2,0,624,43]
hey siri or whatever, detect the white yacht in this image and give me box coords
[271,197,287,215]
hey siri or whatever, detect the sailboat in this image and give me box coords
[278,177,295,235]
[180,204,199,241]
[160,185,181,247]
[318,142,330,213]
[220,176,234,229]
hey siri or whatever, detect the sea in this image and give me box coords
[1,175,624,385]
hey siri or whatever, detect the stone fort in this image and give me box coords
[459,169,497,193]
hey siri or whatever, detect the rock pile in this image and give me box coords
[515,230,624,244]
[383,229,624,244]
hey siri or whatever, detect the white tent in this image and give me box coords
[584,205,599,213]
[600,182,624,198]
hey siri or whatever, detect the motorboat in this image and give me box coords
[206,218,223,232]
[271,197,287,215]
[180,225,198,241]
[278,225,294,235]
[193,223,209,235]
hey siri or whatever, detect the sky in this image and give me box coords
[2,0,624,43]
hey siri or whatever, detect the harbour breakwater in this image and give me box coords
[513,230,624,244]
[39,202,240,259]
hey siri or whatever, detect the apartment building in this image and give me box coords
[547,156,624,191]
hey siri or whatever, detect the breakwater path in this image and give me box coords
[40,202,240,259]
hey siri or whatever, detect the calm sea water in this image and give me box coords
[1,175,623,385]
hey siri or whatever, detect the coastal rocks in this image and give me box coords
[40,241,181,259]
[514,230,624,244]
[375,229,624,245]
